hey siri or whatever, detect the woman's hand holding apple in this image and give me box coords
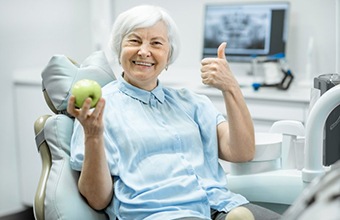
[67,79,105,137]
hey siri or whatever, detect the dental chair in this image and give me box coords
[33,51,116,220]
[34,50,294,219]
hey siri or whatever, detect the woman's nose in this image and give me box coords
[137,44,151,57]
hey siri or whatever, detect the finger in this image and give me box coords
[91,98,105,119]
[200,64,209,73]
[97,99,106,122]
[217,42,227,59]
[67,95,77,116]
[97,98,105,111]
[79,98,92,118]
[201,57,214,65]
[200,71,207,80]
[201,76,211,85]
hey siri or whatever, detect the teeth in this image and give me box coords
[134,61,153,66]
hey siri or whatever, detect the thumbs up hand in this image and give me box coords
[201,42,238,92]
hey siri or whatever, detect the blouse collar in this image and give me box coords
[117,74,165,105]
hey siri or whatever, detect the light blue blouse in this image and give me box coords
[70,76,248,220]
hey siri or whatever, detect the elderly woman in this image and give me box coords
[67,5,281,220]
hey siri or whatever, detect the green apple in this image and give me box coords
[71,79,102,108]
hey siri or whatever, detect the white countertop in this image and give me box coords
[194,84,311,103]
[13,68,44,86]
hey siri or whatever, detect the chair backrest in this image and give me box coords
[34,51,116,220]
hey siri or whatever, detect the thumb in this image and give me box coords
[217,42,227,59]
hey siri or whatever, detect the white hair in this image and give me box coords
[109,5,180,65]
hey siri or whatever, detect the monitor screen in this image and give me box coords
[203,2,290,62]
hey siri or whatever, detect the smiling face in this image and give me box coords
[120,21,170,91]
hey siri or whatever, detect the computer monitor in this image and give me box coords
[203,2,290,62]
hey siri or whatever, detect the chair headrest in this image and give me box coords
[41,51,116,114]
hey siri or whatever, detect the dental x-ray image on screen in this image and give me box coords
[203,2,289,62]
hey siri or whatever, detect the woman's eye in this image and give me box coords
[129,39,140,44]
[152,41,163,46]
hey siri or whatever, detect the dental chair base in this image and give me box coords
[226,129,305,214]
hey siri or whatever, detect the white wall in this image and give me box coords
[0,0,338,216]
[0,0,93,216]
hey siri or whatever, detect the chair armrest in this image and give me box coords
[34,115,52,220]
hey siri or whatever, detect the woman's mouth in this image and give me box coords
[133,61,154,67]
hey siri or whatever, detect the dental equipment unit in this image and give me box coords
[227,73,340,213]
[314,73,340,165]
